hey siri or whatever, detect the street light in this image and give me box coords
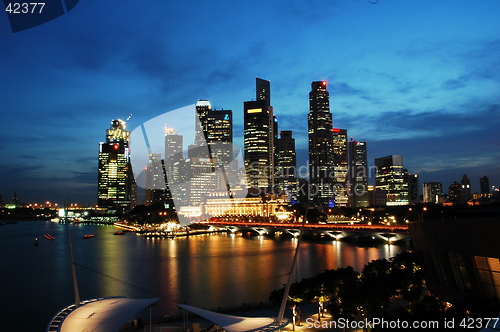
[420,207,427,222]
[410,207,427,221]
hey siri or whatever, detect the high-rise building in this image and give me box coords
[448,181,462,202]
[206,109,233,165]
[276,130,297,201]
[461,174,472,203]
[145,153,169,206]
[256,77,271,104]
[375,155,409,206]
[163,127,184,209]
[194,99,212,150]
[273,115,279,181]
[244,78,275,189]
[188,157,217,206]
[164,127,184,179]
[407,173,419,204]
[98,119,136,213]
[480,176,490,195]
[368,185,387,207]
[308,81,334,206]
[423,182,442,203]
[348,139,368,207]
[332,128,349,207]
[194,100,234,191]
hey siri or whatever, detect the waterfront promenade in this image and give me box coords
[123,294,414,332]
[120,303,341,331]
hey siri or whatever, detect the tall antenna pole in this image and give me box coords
[277,203,309,325]
[65,200,80,306]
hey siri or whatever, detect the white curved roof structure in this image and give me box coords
[179,304,288,332]
[47,297,158,332]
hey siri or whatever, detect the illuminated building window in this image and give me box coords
[475,256,500,299]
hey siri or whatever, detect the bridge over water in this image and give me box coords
[201,221,410,243]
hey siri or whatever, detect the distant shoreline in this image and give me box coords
[0,217,50,222]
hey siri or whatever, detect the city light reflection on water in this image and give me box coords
[0,221,410,331]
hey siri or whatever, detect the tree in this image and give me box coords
[360,259,397,317]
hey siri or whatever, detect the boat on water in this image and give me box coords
[83,234,95,239]
[44,234,56,240]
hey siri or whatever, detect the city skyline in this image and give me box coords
[1,0,500,204]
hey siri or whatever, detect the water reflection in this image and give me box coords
[384,243,396,258]
[0,222,410,332]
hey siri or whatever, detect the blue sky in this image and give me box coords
[1,0,499,204]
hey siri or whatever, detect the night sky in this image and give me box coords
[1,0,499,205]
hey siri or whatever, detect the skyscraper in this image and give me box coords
[423,182,442,203]
[145,153,168,206]
[406,173,419,204]
[461,174,472,203]
[348,138,368,207]
[98,119,136,213]
[205,108,233,167]
[194,99,234,192]
[164,127,184,209]
[276,130,297,201]
[244,78,275,189]
[273,115,279,182]
[448,181,462,203]
[256,77,271,105]
[194,99,212,150]
[332,128,349,207]
[375,155,409,206]
[308,81,334,206]
[480,176,490,196]
[188,157,217,206]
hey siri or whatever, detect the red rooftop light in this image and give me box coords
[322,81,327,86]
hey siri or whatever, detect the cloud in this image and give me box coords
[332,82,365,96]
[67,171,96,184]
[442,77,468,90]
[463,38,500,80]
[335,102,500,142]
[2,0,500,203]
[272,0,343,22]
